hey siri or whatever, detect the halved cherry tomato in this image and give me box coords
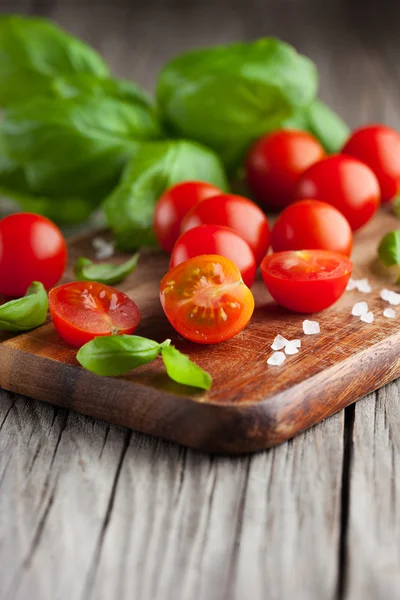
[245,129,325,210]
[170,224,256,288]
[343,125,400,202]
[0,213,67,298]
[271,200,353,256]
[261,250,352,313]
[153,181,221,253]
[296,155,380,231]
[180,193,270,264]
[160,255,254,344]
[49,281,141,347]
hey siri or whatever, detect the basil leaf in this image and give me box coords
[74,253,140,285]
[103,140,228,250]
[77,335,162,376]
[0,15,109,108]
[157,38,317,171]
[378,231,400,281]
[161,345,212,390]
[0,281,48,332]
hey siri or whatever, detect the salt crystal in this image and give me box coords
[383,308,396,319]
[380,289,392,301]
[271,334,289,351]
[360,311,374,324]
[267,352,286,366]
[303,320,320,335]
[284,341,299,355]
[351,301,368,317]
[356,278,372,293]
[346,278,358,291]
[380,289,400,306]
[291,339,301,348]
[92,237,115,260]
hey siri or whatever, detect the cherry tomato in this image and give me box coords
[342,125,400,202]
[271,200,353,256]
[153,181,221,253]
[261,250,352,313]
[180,193,270,264]
[245,129,325,210]
[0,213,67,298]
[296,155,380,231]
[160,255,254,344]
[170,224,256,288]
[49,281,141,347]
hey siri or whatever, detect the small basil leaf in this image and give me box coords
[0,281,48,331]
[74,253,140,285]
[161,345,212,390]
[77,335,161,376]
[378,231,400,281]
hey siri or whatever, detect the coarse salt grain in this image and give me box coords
[383,308,396,319]
[380,288,400,305]
[360,311,374,324]
[291,339,301,348]
[346,278,358,291]
[356,278,372,293]
[303,320,320,335]
[267,352,286,366]
[92,237,115,260]
[271,334,289,351]
[380,288,391,301]
[351,301,368,317]
[284,341,299,355]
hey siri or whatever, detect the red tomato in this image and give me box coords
[153,181,221,253]
[343,125,400,202]
[296,155,380,231]
[245,129,325,210]
[180,193,270,264]
[49,281,141,347]
[170,225,256,288]
[271,200,353,256]
[160,255,254,344]
[0,213,67,297]
[261,250,352,313]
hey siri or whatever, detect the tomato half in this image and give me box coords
[245,129,325,210]
[180,193,270,264]
[160,255,254,344]
[49,282,141,347]
[261,250,352,313]
[0,213,67,297]
[296,155,380,231]
[271,200,353,256]
[153,181,221,253]
[343,125,400,202]
[170,225,257,287]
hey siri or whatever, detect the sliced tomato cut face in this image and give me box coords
[261,250,352,313]
[49,281,141,347]
[160,255,254,344]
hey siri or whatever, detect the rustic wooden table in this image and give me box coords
[1,0,400,598]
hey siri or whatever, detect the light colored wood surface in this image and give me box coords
[0,0,400,597]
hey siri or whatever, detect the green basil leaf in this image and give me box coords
[74,253,140,285]
[161,345,212,390]
[103,140,228,250]
[0,94,162,205]
[0,281,48,331]
[378,231,400,282]
[157,38,317,171]
[0,15,109,108]
[77,335,162,376]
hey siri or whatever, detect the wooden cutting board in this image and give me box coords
[0,209,399,453]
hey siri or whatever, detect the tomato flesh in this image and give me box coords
[271,200,353,256]
[261,250,352,313]
[170,224,257,288]
[0,213,67,297]
[181,193,270,264]
[49,281,141,347]
[160,255,254,344]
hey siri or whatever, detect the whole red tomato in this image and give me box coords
[271,200,353,256]
[0,213,67,297]
[170,224,256,287]
[180,193,270,264]
[343,125,400,202]
[153,181,221,253]
[245,129,325,210]
[296,155,380,231]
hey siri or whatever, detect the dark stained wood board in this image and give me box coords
[0,208,399,453]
